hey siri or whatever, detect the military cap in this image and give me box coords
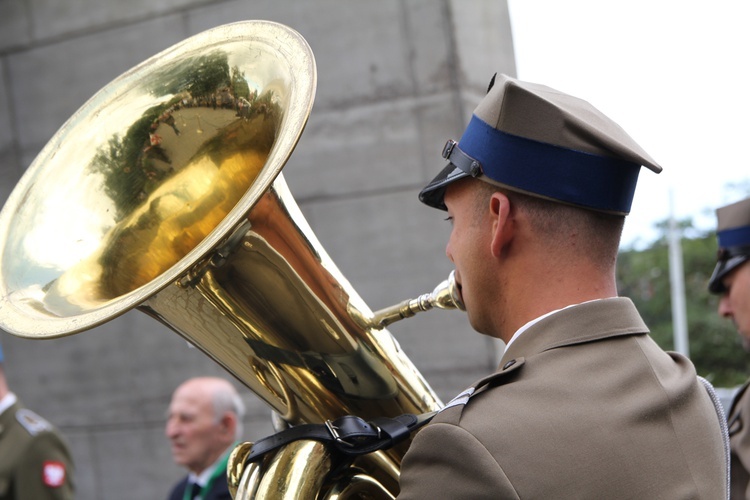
[419,74,662,214]
[708,196,750,293]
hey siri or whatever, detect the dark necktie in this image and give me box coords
[190,481,202,499]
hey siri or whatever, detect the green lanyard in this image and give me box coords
[183,451,231,500]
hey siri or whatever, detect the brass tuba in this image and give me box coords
[0,21,463,499]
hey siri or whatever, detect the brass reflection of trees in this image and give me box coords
[83,49,284,300]
[90,51,257,220]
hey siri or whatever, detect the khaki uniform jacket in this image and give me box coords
[0,399,75,500]
[727,380,750,499]
[398,298,727,499]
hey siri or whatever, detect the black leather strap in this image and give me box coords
[442,139,483,177]
[245,411,437,464]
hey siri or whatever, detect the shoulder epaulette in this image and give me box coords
[474,356,526,392]
[16,408,53,436]
[442,387,475,411]
[440,357,526,414]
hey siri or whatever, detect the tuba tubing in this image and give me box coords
[0,21,463,499]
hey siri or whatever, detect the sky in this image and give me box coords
[506,0,750,249]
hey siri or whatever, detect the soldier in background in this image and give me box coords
[0,340,75,499]
[709,196,750,499]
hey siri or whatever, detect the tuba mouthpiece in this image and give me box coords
[370,271,465,329]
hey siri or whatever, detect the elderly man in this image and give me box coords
[709,196,750,499]
[0,341,75,499]
[166,376,245,500]
[397,74,728,498]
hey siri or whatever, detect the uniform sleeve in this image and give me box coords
[397,422,519,499]
[15,431,75,500]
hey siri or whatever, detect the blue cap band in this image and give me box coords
[718,225,750,248]
[458,116,642,214]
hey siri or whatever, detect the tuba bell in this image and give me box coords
[0,21,463,499]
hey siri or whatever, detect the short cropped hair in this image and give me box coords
[472,180,624,269]
[212,384,246,440]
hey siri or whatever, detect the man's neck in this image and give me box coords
[498,264,617,343]
[189,446,231,484]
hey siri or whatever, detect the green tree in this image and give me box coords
[617,219,750,387]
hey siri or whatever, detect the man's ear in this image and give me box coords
[220,413,236,436]
[489,192,513,258]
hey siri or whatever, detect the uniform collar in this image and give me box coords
[503,300,602,349]
[450,298,648,409]
[501,297,648,365]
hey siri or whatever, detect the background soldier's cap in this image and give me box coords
[419,73,662,214]
[709,196,750,293]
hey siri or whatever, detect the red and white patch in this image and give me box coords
[42,461,66,488]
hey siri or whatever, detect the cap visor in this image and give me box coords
[418,164,471,210]
[709,255,750,293]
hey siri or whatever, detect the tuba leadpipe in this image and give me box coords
[368,270,464,329]
[0,21,463,499]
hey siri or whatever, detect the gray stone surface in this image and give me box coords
[0,62,20,207]
[0,0,31,51]
[7,14,189,163]
[0,1,515,498]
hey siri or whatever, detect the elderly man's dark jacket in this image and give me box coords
[167,473,231,500]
